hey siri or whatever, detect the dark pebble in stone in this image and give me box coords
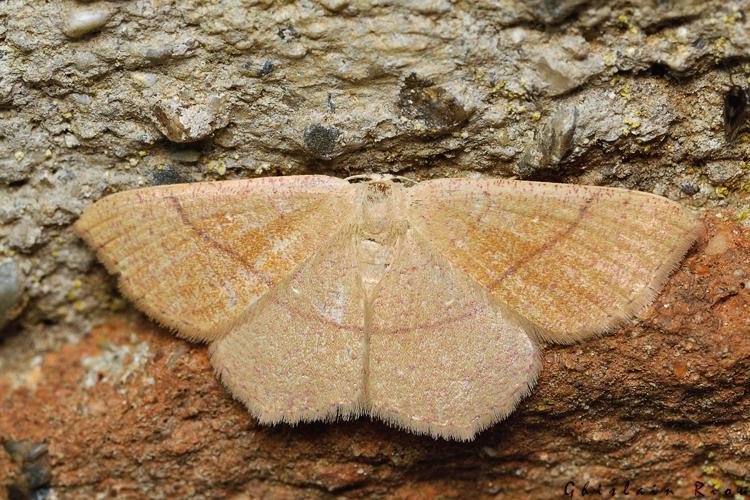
[680,183,700,195]
[303,124,340,157]
[152,167,186,186]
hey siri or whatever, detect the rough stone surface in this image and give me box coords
[516,106,578,178]
[1,0,750,497]
[0,259,23,330]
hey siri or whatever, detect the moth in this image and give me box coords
[74,175,701,440]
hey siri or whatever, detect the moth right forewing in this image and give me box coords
[404,178,701,344]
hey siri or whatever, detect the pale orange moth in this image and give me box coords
[74,175,701,440]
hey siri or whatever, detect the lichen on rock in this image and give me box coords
[303,123,341,158]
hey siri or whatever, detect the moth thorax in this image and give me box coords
[361,182,399,237]
[358,182,402,296]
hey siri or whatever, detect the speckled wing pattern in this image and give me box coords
[75,175,700,441]
[209,229,367,424]
[367,228,541,441]
[407,178,703,343]
[74,176,354,341]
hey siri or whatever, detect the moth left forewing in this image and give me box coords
[405,178,702,344]
[74,176,355,342]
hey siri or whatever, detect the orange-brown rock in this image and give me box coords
[1,214,748,499]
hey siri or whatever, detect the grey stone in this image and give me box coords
[6,220,43,251]
[525,0,591,24]
[0,258,22,330]
[152,97,227,143]
[152,166,186,186]
[705,160,744,184]
[61,7,113,39]
[516,107,578,178]
[1,439,51,495]
[169,149,202,163]
[532,58,582,96]
[679,182,700,196]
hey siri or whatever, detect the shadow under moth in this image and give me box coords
[74,175,701,440]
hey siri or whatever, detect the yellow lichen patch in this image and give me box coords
[724,12,743,24]
[624,117,641,129]
[714,37,727,53]
[109,298,127,311]
[735,208,750,221]
[707,478,722,490]
[67,289,79,301]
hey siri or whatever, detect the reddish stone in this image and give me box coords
[1,214,748,498]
